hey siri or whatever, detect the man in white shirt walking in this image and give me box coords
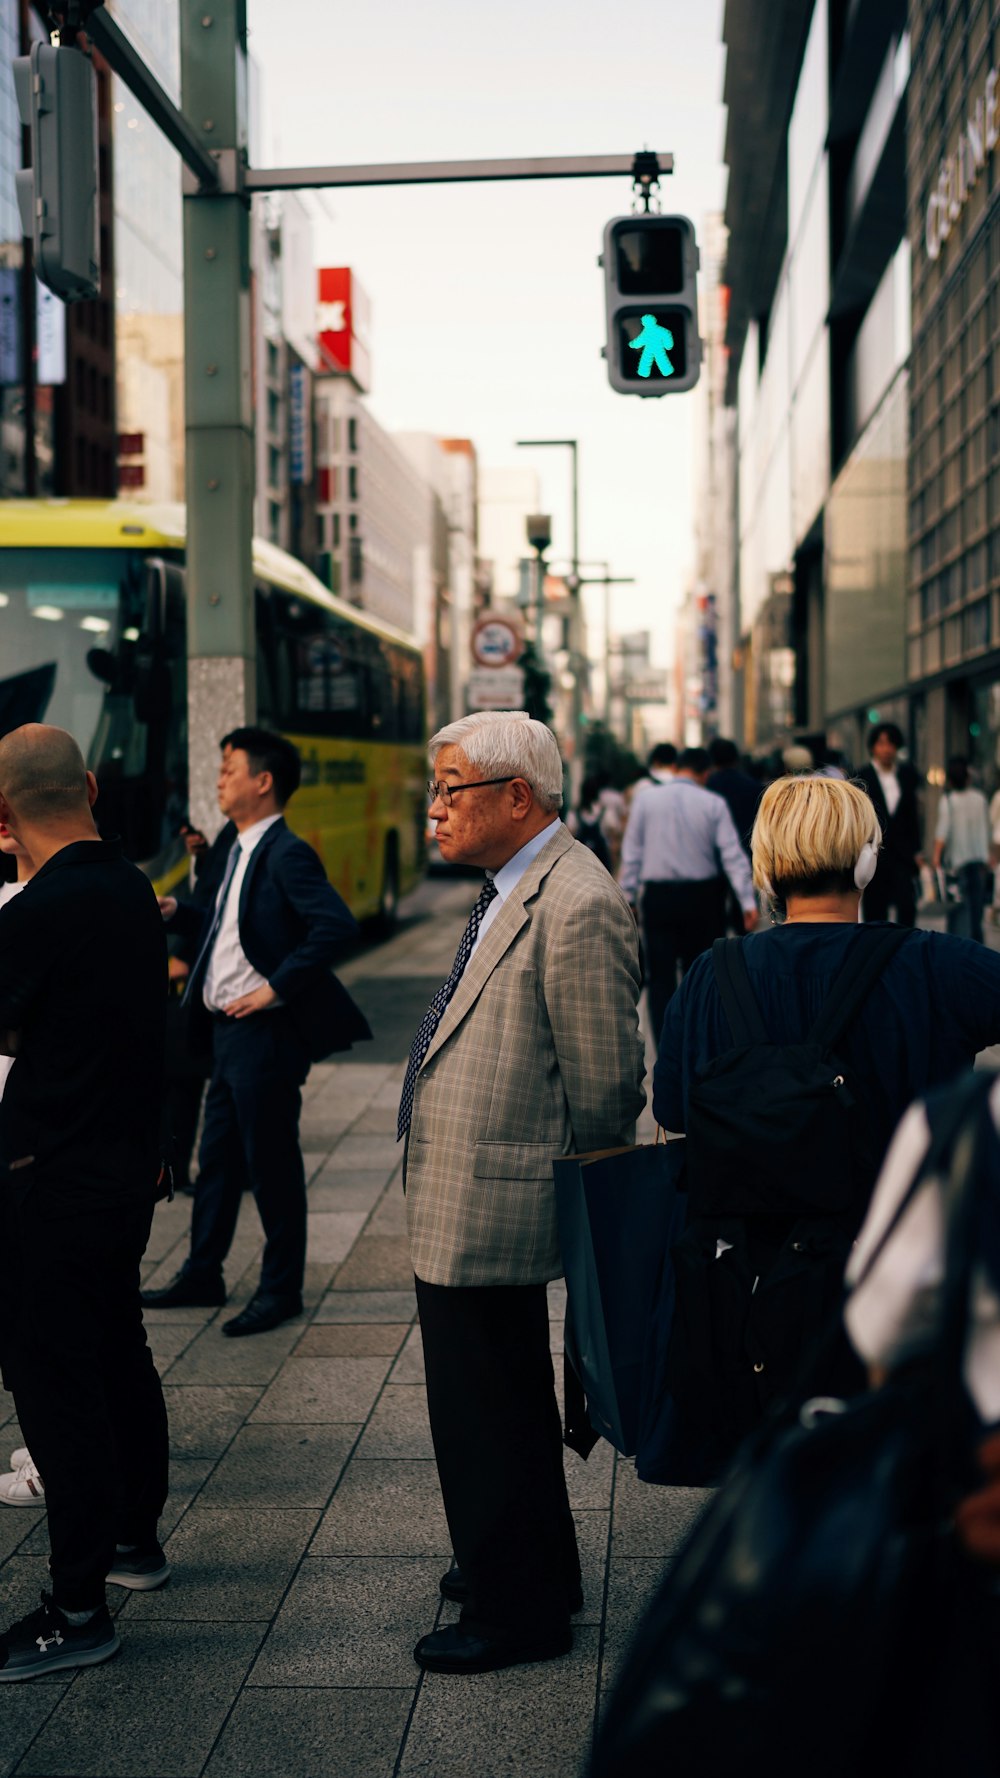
[143,729,367,1335]
[619,745,758,1042]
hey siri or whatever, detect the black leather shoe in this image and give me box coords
[221,1295,302,1338]
[140,1272,226,1309]
[414,1622,572,1674]
[439,1561,584,1614]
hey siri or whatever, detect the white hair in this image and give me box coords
[429,710,564,812]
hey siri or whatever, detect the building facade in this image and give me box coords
[906,0,1000,797]
[721,0,910,766]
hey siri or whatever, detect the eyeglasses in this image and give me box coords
[426,776,515,806]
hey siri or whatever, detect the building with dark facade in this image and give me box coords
[907,0,1000,795]
[720,0,911,766]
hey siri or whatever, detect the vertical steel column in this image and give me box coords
[179,0,254,838]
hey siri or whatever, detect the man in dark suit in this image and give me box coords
[707,737,761,858]
[856,722,923,926]
[142,727,369,1336]
[0,724,169,1680]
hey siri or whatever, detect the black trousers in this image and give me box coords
[0,1190,168,1611]
[415,1275,580,1641]
[184,1011,310,1303]
[861,859,917,927]
[642,877,728,1045]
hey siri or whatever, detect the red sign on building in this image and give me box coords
[316,268,371,393]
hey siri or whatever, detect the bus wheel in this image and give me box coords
[376,838,399,934]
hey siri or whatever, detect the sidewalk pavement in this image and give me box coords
[0,876,696,1778]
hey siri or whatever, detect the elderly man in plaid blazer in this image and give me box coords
[399,711,645,1676]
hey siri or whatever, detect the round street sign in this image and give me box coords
[472,614,522,668]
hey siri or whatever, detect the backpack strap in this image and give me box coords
[711,936,769,1047]
[807,926,911,1052]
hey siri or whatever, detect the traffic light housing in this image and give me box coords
[602,214,700,395]
[14,41,100,303]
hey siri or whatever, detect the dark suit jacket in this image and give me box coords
[173,818,371,1063]
[857,763,923,872]
[707,766,761,856]
[0,838,166,1208]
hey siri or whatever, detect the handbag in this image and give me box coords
[554,1133,685,1457]
[591,1070,1000,1778]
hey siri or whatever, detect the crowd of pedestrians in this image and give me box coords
[0,706,997,1748]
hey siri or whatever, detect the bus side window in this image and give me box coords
[255,585,279,726]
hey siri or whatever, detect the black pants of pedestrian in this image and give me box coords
[0,1190,168,1612]
[414,1275,580,1642]
[184,1011,310,1303]
[946,861,989,944]
[642,877,728,1045]
[862,861,917,926]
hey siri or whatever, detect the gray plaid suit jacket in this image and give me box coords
[405,824,646,1287]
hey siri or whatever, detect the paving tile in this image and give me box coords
[305,1177,388,1216]
[294,1324,410,1358]
[313,1288,416,1324]
[310,1460,449,1557]
[305,1210,368,1263]
[573,1510,610,1626]
[146,1322,199,1372]
[163,1320,302,1387]
[332,1236,413,1290]
[599,1556,668,1695]
[126,1507,318,1621]
[197,1424,359,1509]
[346,1105,400,1135]
[251,1556,441,1686]
[0,1500,45,1565]
[250,1356,392,1424]
[354,1385,433,1459]
[16,1619,266,1776]
[610,1468,711,1559]
[328,1134,402,1170]
[160,1385,264,1459]
[565,1437,615,1511]
[366,1189,408,1238]
[302,1151,330,1181]
[1,1686,71,1778]
[204,1686,414,1778]
[387,1325,424,1384]
[400,1626,600,1777]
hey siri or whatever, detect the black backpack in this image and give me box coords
[575,813,611,870]
[661,925,911,1481]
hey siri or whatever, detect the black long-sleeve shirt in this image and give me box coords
[0,838,166,1212]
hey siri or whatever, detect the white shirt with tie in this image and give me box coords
[203,813,283,1012]
[469,818,562,960]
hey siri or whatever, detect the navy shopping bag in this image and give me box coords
[554,1138,686,1457]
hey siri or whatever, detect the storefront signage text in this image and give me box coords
[926,67,999,261]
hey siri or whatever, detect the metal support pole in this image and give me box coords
[534,549,546,655]
[179,0,254,839]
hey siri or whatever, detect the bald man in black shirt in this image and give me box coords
[0,724,169,1683]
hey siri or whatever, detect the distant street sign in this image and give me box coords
[467,666,525,710]
[471,614,522,668]
[624,674,667,703]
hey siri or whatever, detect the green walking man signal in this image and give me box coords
[601,214,700,395]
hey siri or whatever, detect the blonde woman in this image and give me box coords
[646,775,1000,1480]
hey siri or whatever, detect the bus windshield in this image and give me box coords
[0,546,188,872]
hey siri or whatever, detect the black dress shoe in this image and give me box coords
[140,1272,226,1309]
[414,1622,572,1674]
[221,1295,302,1338]
[439,1560,584,1614]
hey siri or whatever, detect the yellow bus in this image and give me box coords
[0,500,426,922]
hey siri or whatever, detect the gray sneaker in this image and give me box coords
[106,1544,171,1591]
[0,1593,120,1682]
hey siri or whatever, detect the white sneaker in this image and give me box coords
[9,1445,29,1470]
[0,1459,45,1505]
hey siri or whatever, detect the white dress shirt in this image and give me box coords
[470,818,562,959]
[203,813,283,1012]
[0,879,26,1096]
[874,763,902,817]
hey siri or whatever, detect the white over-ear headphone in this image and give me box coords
[761,836,880,901]
[854,839,879,892]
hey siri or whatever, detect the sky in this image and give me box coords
[245,0,727,668]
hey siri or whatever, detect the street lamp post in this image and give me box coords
[516,440,581,776]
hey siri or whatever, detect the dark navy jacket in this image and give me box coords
[173,818,371,1063]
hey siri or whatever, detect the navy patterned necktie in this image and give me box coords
[397,877,499,1141]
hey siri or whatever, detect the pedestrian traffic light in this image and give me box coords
[601,215,700,395]
[14,41,100,303]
